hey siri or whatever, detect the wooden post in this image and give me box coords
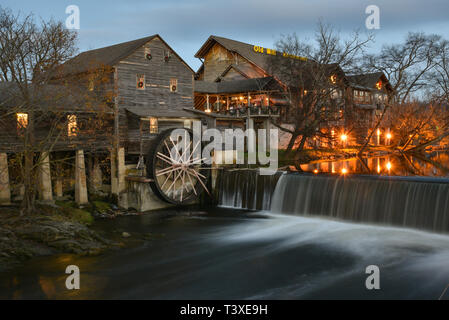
[0,153,11,205]
[206,94,210,111]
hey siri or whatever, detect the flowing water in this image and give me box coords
[1,167,449,299]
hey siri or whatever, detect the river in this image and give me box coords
[1,205,449,299]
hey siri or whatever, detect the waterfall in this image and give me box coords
[217,169,282,210]
[271,173,449,233]
[217,169,449,233]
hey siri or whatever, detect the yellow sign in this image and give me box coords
[253,45,307,60]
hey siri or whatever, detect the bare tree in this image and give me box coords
[269,22,373,157]
[0,7,113,214]
[364,32,444,104]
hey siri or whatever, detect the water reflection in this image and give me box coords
[296,152,449,177]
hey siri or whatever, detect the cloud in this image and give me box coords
[4,0,447,69]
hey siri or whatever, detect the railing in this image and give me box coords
[208,105,282,117]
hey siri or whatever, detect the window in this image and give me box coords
[88,78,94,91]
[170,78,177,92]
[330,74,337,84]
[68,115,77,137]
[149,117,158,133]
[17,113,28,130]
[137,74,145,90]
[16,113,28,136]
[144,47,152,61]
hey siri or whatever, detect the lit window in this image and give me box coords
[88,78,94,91]
[149,117,158,133]
[68,115,77,137]
[17,113,28,130]
[376,80,382,90]
[170,78,177,92]
[330,75,337,84]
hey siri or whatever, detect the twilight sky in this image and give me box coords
[2,0,449,71]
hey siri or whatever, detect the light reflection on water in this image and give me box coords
[297,152,449,177]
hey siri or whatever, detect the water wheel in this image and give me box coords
[146,128,210,204]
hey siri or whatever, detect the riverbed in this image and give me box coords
[1,206,448,299]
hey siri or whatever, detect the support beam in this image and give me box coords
[0,153,11,205]
[38,152,53,202]
[75,150,88,205]
[111,148,118,195]
[117,147,128,209]
[54,178,63,198]
[90,155,103,194]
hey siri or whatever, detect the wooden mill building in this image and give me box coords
[192,35,394,147]
[0,35,203,208]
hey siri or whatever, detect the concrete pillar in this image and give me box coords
[111,149,118,195]
[75,150,88,205]
[246,118,256,156]
[0,153,11,205]
[263,119,271,150]
[90,156,103,193]
[117,147,128,209]
[38,152,53,202]
[54,178,63,198]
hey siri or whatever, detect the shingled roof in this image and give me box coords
[195,35,301,75]
[194,77,281,94]
[55,34,194,77]
[347,72,393,91]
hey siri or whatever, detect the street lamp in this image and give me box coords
[340,134,348,148]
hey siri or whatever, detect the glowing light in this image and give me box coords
[313,169,319,174]
[16,113,28,129]
[67,115,77,137]
[340,134,348,142]
[330,75,337,84]
[341,168,348,175]
[239,96,244,101]
[386,132,392,140]
[377,129,381,136]
[377,165,381,173]
[376,80,382,90]
[205,109,211,113]
[386,162,392,171]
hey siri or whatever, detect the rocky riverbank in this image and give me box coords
[0,201,132,272]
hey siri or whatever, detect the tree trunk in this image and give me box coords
[21,150,36,215]
[286,132,300,156]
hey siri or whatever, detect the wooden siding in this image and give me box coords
[114,36,195,154]
[203,43,263,82]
